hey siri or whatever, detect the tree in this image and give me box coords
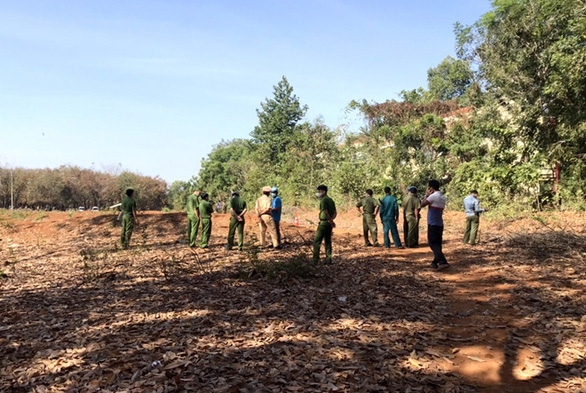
[167,177,198,211]
[197,139,252,203]
[250,76,308,162]
[0,165,168,210]
[276,119,339,204]
[456,0,586,199]
[427,56,473,103]
[397,57,473,105]
[456,0,586,150]
[399,88,427,104]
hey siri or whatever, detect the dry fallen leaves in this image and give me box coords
[0,210,585,392]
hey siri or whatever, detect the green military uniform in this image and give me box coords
[313,196,337,263]
[120,195,137,249]
[403,194,421,247]
[357,196,379,246]
[199,199,214,248]
[227,196,247,251]
[186,193,200,247]
[463,215,480,244]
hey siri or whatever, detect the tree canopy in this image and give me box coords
[250,76,308,162]
[193,0,586,210]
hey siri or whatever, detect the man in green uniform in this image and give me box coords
[198,192,214,249]
[186,190,201,247]
[403,186,421,248]
[226,191,247,251]
[356,189,380,246]
[313,184,337,264]
[120,188,138,249]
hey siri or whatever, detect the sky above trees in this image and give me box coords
[0,0,491,183]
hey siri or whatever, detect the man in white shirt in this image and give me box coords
[420,180,449,270]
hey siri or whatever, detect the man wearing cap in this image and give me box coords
[463,190,486,245]
[313,184,337,264]
[199,192,214,249]
[421,180,449,270]
[403,186,421,248]
[120,188,138,249]
[379,186,403,249]
[186,190,201,247]
[255,186,280,249]
[271,187,283,247]
[226,191,247,251]
[356,189,380,247]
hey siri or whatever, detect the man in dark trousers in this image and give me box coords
[421,180,449,270]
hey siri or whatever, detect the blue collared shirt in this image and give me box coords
[271,196,282,222]
[379,194,399,221]
[463,195,484,217]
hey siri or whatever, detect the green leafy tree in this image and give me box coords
[167,180,191,210]
[167,176,198,210]
[276,119,339,204]
[427,56,473,103]
[456,0,586,199]
[250,76,308,162]
[399,88,427,104]
[456,0,586,150]
[397,57,473,104]
[197,139,251,203]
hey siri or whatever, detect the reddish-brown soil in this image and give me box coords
[1,208,585,392]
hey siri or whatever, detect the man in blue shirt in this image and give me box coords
[463,190,486,245]
[271,187,283,247]
[421,180,449,270]
[379,186,404,249]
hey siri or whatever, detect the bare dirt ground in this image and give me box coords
[1,208,585,392]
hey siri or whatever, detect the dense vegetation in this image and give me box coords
[189,0,586,210]
[0,166,167,210]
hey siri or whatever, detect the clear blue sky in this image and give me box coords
[0,0,491,184]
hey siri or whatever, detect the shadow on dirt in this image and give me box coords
[1,220,585,392]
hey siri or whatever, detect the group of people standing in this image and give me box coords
[355,186,420,249]
[184,186,284,251]
[118,180,485,271]
[352,182,448,269]
[352,181,485,270]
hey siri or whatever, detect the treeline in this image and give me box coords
[0,166,167,210]
[6,0,584,213]
[190,0,586,211]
